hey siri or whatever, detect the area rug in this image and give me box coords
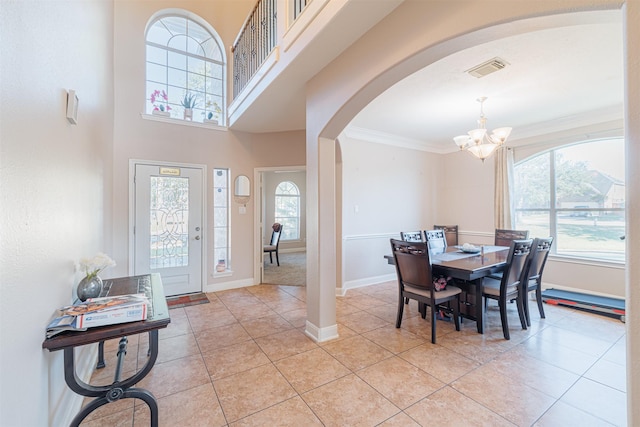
[263,251,306,286]
[166,293,209,309]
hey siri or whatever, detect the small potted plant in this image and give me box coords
[203,101,222,125]
[181,93,198,120]
[150,90,171,117]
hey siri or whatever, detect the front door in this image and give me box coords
[133,163,203,296]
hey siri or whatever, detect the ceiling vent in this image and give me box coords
[466,57,509,78]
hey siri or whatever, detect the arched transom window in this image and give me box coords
[145,13,225,124]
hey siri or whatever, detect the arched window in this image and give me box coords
[145,12,225,124]
[275,181,300,240]
[514,138,625,262]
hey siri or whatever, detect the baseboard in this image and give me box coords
[205,277,254,293]
[304,320,339,343]
[340,274,396,295]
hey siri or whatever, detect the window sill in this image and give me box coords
[213,269,233,278]
[141,113,227,131]
[548,254,624,269]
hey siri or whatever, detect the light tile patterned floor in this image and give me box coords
[81,281,627,426]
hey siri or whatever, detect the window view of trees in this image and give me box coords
[514,139,625,262]
[275,181,300,241]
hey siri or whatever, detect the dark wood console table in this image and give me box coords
[42,274,170,426]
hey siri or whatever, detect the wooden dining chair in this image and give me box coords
[522,237,554,326]
[400,231,423,242]
[494,229,529,247]
[263,223,283,266]
[481,239,533,340]
[433,225,458,247]
[424,229,447,254]
[390,239,461,344]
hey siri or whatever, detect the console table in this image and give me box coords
[42,273,170,426]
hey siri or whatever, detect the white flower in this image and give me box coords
[78,253,116,279]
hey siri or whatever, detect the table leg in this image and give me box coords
[474,278,484,334]
[64,330,160,427]
[96,340,105,369]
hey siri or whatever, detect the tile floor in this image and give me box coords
[81,281,627,426]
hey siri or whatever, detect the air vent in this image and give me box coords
[466,57,509,78]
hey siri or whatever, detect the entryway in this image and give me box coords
[255,167,307,285]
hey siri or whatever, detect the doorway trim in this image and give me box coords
[254,165,306,284]
[128,159,208,290]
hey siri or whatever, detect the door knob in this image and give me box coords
[195,236,201,240]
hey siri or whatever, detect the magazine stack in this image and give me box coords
[46,294,149,338]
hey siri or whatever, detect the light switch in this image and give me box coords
[239,206,246,214]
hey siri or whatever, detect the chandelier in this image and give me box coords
[453,96,512,161]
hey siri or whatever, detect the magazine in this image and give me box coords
[46,294,149,338]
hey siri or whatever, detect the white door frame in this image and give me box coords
[129,159,207,291]
[254,165,306,284]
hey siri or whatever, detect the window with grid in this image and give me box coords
[514,138,625,262]
[275,181,300,241]
[145,13,225,124]
[213,169,230,273]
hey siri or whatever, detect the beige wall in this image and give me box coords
[0,1,114,425]
[112,1,305,287]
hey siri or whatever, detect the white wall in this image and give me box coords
[0,1,114,425]
[340,135,442,289]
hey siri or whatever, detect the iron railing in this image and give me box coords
[232,0,277,98]
[232,0,313,98]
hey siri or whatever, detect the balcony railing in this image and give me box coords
[232,0,278,98]
[232,0,312,98]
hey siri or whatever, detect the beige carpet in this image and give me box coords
[263,251,306,286]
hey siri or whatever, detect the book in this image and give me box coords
[46,294,149,338]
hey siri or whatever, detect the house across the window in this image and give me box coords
[514,138,625,262]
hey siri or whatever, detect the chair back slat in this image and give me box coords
[495,229,529,247]
[424,229,447,254]
[434,225,458,246]
[527,237,553,282]
[501,239,533,292]
[400,231,423,242]
[270,223,282,245]
[390,239,433,292]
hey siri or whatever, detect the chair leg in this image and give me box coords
[536,285,546,319]
[523,289,531,327]
[396,294,405,328]
[498,299,510,340]
[404,297,409,305]
[453,297,460,331]
[516,292,527,330]
[275,251,280,266]
[269,252,273,263]
[419,302,427,319]
[430,303,437,344]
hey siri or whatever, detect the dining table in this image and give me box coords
[385,244,510,334]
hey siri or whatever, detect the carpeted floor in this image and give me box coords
[263,251,306,286]
[166,292,210,309]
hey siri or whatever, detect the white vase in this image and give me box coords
[184,108,193,120]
